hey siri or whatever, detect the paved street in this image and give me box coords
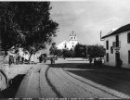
[13,58,130,99]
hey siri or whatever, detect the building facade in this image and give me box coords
[102,24,130,68]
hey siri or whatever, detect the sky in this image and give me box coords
[50,0,130,45]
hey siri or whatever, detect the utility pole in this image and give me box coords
[100,30,104,41]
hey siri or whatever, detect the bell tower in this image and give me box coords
[69,31,78,49]
[69,31,77,41]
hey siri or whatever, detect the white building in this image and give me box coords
[57,32,78,50]
[102,24,130,68]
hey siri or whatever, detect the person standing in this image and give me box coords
[89,56,92,64]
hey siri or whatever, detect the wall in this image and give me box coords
[104,35,116,67]
[103,31,130,68]
[119,31,130,68]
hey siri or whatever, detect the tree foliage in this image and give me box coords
[49,42,57,55]
[87,45,105,58]
[74,43,105,58]
[62,49,75,58]
[0,2,58,52]
[74,43,86,57]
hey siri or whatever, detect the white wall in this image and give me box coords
[119,31,130,68]
[104,35,116,67]
[103,31,130,68]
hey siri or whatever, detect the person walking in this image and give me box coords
[89,56,92,64]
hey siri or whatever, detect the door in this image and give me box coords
[115,52,121,67]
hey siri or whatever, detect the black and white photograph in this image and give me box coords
[0,0,130,99]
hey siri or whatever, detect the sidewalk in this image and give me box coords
[0,54,50,80]
[0,63,35,98]
[1,64,34,80]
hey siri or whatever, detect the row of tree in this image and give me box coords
[0,2,58,54]
[50,43,105,58]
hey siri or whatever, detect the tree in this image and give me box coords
[49,42,57,56]
[55,49,62,57]
[74,43,87,57]
[0,2,58,53]
[62,49,75,58]
[87,45,105,58]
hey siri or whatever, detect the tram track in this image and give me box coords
[44,66,63,98]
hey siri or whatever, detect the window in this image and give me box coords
[116,35,119,47]
[127,33,130,43]
[106,40,109,50]
[113,42,116,47]
[106,53,109,62]
[128,51,130,64]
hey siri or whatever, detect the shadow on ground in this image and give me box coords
[0,75,25,98]
[49,63,130,95]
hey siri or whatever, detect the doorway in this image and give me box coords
[115,52,121,67]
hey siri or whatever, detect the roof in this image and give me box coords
[102,24,130,39]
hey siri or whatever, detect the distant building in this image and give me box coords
[57,31,78,50]
[102,24,130,68]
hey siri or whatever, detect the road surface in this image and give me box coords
[15,58,130,99]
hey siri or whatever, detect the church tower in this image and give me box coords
[56,31,78,50]
[69,31,78,49]
[69,31,77,41]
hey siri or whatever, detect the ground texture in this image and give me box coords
[0,58,130,99]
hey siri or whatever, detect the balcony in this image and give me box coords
[112,41,121,48]
[112,41,121,52]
